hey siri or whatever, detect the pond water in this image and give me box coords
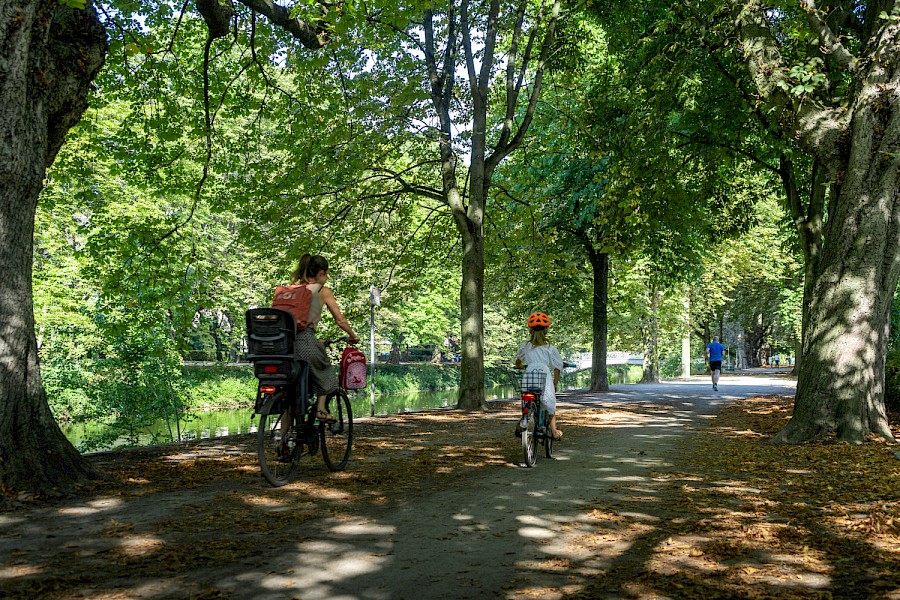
[63,369,637,452]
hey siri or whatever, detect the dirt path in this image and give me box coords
[5,374,900,599]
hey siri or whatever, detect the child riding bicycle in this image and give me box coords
[515,312,564,440]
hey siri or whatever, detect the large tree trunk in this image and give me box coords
[734,0,900,444]
[0,0,107,496]
[587,247,609,391]
[775,119,899,444]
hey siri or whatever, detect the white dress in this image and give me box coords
[516,342,564,414]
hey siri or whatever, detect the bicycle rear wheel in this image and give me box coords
[522,401,538,467]
[258,410,300,487]
[321,389,353,471]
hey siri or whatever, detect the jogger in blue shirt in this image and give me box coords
[705,336,725,391]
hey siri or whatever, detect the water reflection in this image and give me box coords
[63,371,631,452]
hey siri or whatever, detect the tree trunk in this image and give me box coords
[388,342,400,365]
[779,155,826,379]
[455,199,486,410]
[640,284,660,383]
[681,294,691,378]
[734,0,900,444]
[0,0,107,496]
[775,117,899,444]
[211,314,224,362]
[587,247,609,391]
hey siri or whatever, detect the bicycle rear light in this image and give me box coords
[263,365,279,373]
[259,385,277,394]
[521,392,537,402]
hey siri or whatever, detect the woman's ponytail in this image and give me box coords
[291,254,312,284]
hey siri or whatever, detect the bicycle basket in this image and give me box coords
[519,371,547,393]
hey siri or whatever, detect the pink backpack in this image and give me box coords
[340,347,367,389]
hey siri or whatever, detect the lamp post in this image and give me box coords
[369,285,380,417]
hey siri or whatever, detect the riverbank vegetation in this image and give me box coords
[44,364,641,450]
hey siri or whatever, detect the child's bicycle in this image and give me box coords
[245,308,354,487]
[508,369,554,467]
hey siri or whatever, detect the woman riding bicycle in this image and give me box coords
[291,254,360,421]
[515,312,564,440]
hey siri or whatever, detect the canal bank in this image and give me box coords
[61,365,645,452]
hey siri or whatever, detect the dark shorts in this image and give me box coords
[709,361,722,371]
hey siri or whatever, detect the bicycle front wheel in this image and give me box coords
[321,389,354,471]
[522,402,538,467]
[258,410,300,487]
[544,418,554,459]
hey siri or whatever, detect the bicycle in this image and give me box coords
[245,308,354,487]
[509,369,554,467]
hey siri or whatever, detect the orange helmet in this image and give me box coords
[527,312,550,329]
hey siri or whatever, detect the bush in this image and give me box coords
[43,361,93,422]
[180,365,256,409]
[372,363,460,393]
[886,348,900,413]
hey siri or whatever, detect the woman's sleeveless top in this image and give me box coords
[305,283,324,330]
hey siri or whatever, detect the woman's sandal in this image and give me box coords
[316,409,337,423]
[551,430,563,441]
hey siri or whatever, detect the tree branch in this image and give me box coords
[488,0,561,170]
[234,0,328,49]
[800,0,857,69]
[732,0,850,171]
[196,0,234,39]
[673,130,779,173]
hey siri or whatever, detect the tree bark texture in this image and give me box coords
[0,0,107,494]
[777,110,900,443]
[587,247,609,391]
[456,205,487,410]
[734,2,900,443]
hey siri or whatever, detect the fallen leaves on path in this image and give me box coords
[570,395,900,600]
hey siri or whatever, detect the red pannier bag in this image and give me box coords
[340,347,367,390]
[271,284,313,331]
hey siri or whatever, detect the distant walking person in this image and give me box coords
[705,336,725,391]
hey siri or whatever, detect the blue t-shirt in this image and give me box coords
[707,342,724,362]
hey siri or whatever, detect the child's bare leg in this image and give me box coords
[315,394,328,414]
[549,414,562,438]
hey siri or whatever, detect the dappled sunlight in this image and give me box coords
[0,563,43,579]
[558,395,899,598]
[116,533,165,558]
[518,525,558,540]
[240,494,295,508]
[57,496,124,516]
[329,520,396,537]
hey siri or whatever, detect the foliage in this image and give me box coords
[179,366,258,409]
[886,343,900,413]
[31,0,820,437]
